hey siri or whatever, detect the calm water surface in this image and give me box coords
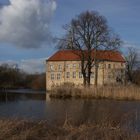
[0,91,140,131]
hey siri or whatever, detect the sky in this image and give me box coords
[0,0,140,73]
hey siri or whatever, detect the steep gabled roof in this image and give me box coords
[47,50,125,62]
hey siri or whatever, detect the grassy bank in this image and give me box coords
[50,84,140,100]
[0,119,140,140]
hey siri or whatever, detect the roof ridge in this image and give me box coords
[47,49,125,62]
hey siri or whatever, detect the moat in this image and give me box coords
[0,91,140,131]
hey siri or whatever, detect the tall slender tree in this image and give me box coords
[125,47,138,82]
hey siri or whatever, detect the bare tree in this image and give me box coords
[58,11,121,87]
[125,47,138,82]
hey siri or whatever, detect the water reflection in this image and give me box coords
[0,92,140,131]
[0,92,46,102]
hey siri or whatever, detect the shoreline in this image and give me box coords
[49,94,140,101]
[49,85,140,101]
[0,89,46,95]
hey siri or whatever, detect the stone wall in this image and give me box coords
[46,60,125,90]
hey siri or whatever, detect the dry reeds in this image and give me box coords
[50,84,140,100]
[0,118,140,140]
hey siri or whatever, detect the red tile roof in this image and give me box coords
[47,50,125,62]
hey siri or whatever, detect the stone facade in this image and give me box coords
[46,60,125,90]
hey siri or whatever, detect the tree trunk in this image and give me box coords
[94,62,98,87]
[87,76,90,87]
[94,48,98,87]
[87,64,91,87]
[83,73,87,87]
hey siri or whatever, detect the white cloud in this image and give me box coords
[0,58,47,73]
[0,0,56,48]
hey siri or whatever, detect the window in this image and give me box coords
[108,75,111,79]
[121,69,124,75]
[66,72,70,78]
[50,65,54,71]
[51,73,55,80]
[58,65,62,71]
[73,72,76,78]
[66,64,70,69]
[108,64,111,69]
[104,64,106,69]
[91,72,94,78]
[113,64,115,69]
[79,64,81,69]
[121,63,123,67]
[73,64,76,69]
[79,72,82,78]
[57,73,61,80]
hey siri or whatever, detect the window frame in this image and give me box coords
[51,73,55,80]
[73,64,76,69]
[66,72,70,79]
[108,64,111,69]
[58,64,62,71]
[66,64,70,69]
[79,72,83,78]
[91,72,94,78]
[73,71,76,78]
[57,73,61,80]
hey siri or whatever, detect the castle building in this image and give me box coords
[46,50,125,90]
